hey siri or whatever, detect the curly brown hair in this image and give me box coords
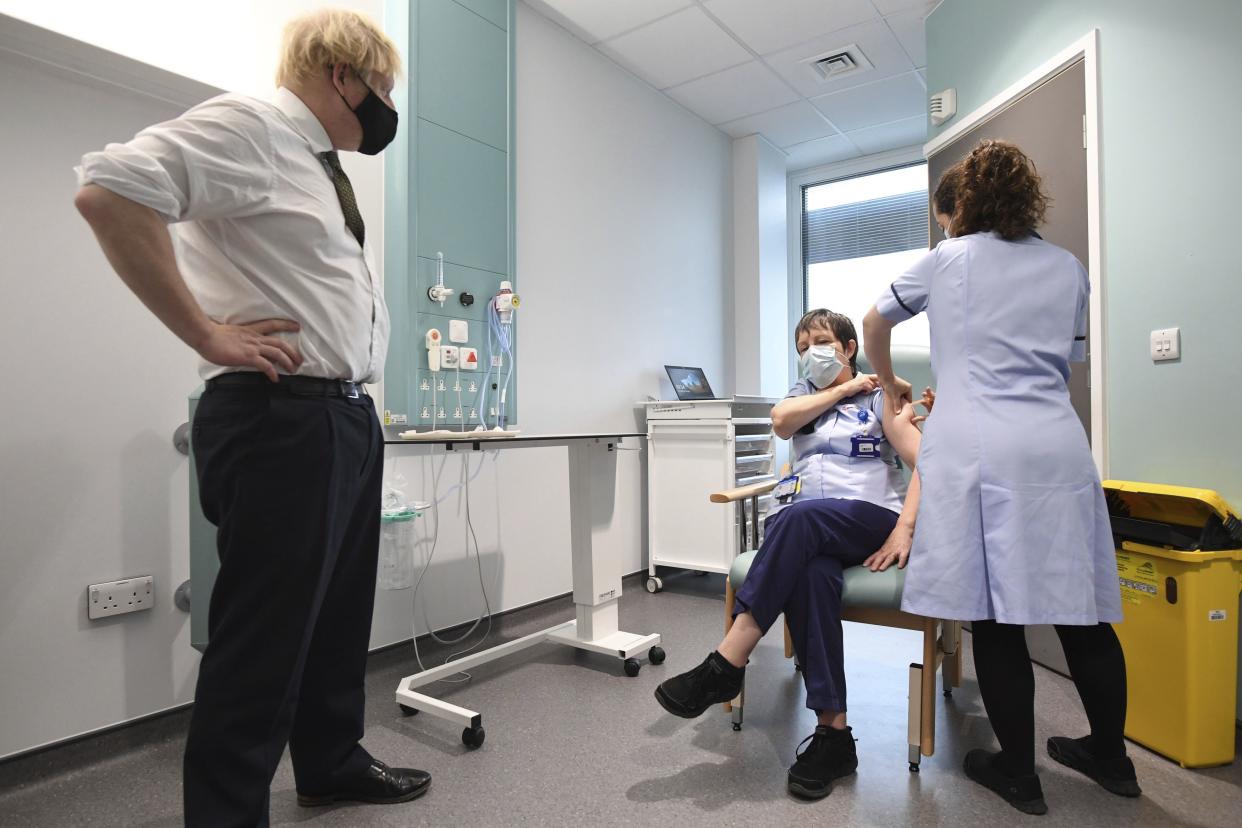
[936,139,1050,241]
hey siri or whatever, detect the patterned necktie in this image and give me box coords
[321,150,365,247]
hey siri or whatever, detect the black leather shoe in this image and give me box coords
[1048,736,1141,797]
[963,749,1047,815]
[297,760,431,807]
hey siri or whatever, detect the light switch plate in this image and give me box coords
[449,320,469,344]
[1150,327,1181,362]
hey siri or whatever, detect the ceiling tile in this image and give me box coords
[666,61,799,125]
[525,0,694,44]
[845,115,928,155]
[702,0,879,55]
[783,134,861,171]
[811,71,926,132]
[597,6,752,89]
[884,7,928,68]
[872,0,938,14]
[762,18,914,99]
[718,100,835,146]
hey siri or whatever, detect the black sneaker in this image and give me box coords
[963,749,1047,815]
[1048,736,1141,797]
[786,725,858,800]
[654,651,744,718]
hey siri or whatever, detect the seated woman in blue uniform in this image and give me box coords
[654,308,925,801]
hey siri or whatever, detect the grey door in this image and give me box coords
[927,61,1090,677]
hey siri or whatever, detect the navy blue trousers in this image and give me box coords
[186,384,383,827]
[733,498,898,712]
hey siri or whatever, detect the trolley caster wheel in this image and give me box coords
[462,726,486,749]
[648,646,666,665]
[732,722,742,732]
[793,663,803,673]
[943,689,953,698]
[623,658,642,677]
[399,704,419,716]
[909,763,920,773]
[645,576,663,594]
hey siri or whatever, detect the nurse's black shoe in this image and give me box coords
[1047,736,1141,797]
[654,651,744,718]
[787,725,857,800]
[963,749,1047,815]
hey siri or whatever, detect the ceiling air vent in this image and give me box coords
[802,44,873,83]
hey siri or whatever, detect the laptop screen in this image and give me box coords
[664,366,716,401]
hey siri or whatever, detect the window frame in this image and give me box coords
[785,145,927,385]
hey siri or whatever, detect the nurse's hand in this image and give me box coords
[864,523,913,571]
[881,376,913,415]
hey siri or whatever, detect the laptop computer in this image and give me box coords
[664,365,717,401]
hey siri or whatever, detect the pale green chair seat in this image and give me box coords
[728,549,906,610]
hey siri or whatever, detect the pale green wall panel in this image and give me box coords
[416,117,510,275]
[418,0,509,150]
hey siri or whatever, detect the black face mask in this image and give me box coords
[338,73,398,155]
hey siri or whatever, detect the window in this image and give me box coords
[801,164,931,351]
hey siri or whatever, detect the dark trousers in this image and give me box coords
[184,383,383,827]
[734,498,898,712]
[971,620,1128,775]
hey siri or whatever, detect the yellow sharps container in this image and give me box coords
[1103,480,1242,768]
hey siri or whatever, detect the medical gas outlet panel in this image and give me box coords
[388,252,518,431]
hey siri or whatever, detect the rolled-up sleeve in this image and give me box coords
[76,98,275,222]
[875,247,937,323]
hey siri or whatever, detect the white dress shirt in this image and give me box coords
[77,88,389,383]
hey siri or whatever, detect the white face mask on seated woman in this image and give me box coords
[799,345,848,389]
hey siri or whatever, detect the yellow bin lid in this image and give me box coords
[1103,480,1242,554]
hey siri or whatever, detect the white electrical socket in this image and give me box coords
[1150,327,1181,362]
[88,576,154,620]
[440,346,460,369]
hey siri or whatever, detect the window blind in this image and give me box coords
[802,188,929,265]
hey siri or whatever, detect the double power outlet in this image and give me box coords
[88,576,154,620]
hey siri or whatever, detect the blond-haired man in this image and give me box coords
[74,10,429,824]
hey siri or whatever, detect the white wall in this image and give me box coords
[0,1,733,758]
[732,134,789,398]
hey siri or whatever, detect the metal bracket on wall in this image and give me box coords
[173,422,190,455]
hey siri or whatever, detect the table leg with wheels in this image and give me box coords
[545,439,663,673]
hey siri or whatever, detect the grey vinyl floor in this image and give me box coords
[1,571,1238,826]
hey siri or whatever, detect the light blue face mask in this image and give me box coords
[799,345,846,389]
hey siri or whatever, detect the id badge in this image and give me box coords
[773,474,801,503]
[850,435,882,458]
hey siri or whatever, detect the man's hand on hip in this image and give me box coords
[196,319,304,382]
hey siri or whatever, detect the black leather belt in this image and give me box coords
[207,372,368,399]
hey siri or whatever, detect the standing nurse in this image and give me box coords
[863,140,1140,815]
